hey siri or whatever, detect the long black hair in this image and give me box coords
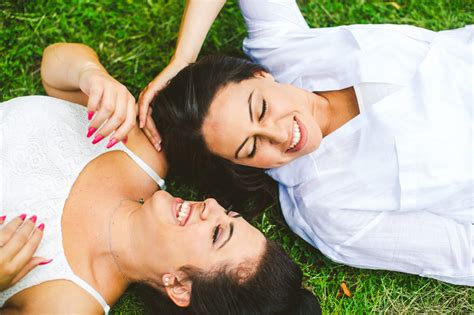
[133,240,321,314]
[152,55,278,216]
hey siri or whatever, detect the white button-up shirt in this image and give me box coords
[239,0,473,285]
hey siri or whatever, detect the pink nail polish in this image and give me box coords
[122,136,128,144]
[92,134,104,144]
[39,258,53,266]
[106,138,119,149]
[19,214,27,221]
[88,111,94,120]
[87,127,97,138]
[29,215,37,223]
[37,223,45,231]
[0,215,6,221]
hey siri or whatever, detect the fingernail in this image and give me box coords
[87,127,97,138]
[122,136,128,144]
[0,215,6,221]
[19,214,27,221]
[37,223,45,231]
[88,111,94,121]
[155,143,162,152]
[140,121,144,128]
[92,134,104,144]
[39,258,53,266]
[106,138,119,149]
[29,215,37,223]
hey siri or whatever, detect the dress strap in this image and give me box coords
[69,274,111,314]
[119,146,166,190]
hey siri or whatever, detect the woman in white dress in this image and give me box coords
[139,0,473,286]
[0,43,320,314]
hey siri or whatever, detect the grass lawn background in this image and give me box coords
[1,0,473,313]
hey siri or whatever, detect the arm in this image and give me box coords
[138,0,226,150]
[41,43,136,146]
[306,208,472,285]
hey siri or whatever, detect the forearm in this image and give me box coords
[173,0,226,64]
[41,43,108,92]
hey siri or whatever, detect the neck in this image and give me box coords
[103,199,164,289]
[313,87,359,136]
[308,91,332,136]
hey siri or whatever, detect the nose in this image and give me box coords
[199,198,220,221]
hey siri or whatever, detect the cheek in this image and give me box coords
[255,144,287,168]
[305,124,323,153]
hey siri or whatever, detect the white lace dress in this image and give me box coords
[0,96,165,313]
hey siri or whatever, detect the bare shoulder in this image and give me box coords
[4,280,105,314]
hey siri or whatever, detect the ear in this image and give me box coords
[162,273,192,307]
[254,70,274,81]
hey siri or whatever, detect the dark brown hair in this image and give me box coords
[152,55,277,216]
[133,240,321,314]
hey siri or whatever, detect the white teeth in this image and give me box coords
[289,120,301,150]
[177,201,191,223]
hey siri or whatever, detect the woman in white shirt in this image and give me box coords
[140,0,473,286]
[0,43,320,314]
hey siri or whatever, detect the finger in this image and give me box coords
[143,123,158,146]
[3,215,37,257]
[86,84,104,114]
[106,97,137,148]
[146,109,161,142]
[11,256,52,286]
[0,214,27,246]
[145,115,162,151]
[11,224,44,272]
[138,88,153,129]
[96,90,129,141]
[0,215,6,225]
[89,85,116,144]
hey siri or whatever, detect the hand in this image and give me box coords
[79,66,137,148]
[138,57,189,151]
[0,214,51,292]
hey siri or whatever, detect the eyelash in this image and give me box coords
[258,99,267,121]
[212,225,222,244]
[248,99,267,158]
[213,211,241,244]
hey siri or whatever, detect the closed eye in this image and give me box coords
[212,225,222,244]
[258,99,267,121]
[248,137,257,158]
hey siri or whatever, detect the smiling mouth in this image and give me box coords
[287,117,305,152]
[175,201,192,226]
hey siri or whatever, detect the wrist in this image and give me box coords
[170,53,193,67]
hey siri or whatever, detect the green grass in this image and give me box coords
[1,0,473,313]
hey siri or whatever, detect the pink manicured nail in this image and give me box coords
[122,136,128,144]
[92,134,104,144]
[88,111,94,120]
[0,215,6,221]
[29,215,37,223]
[87,127,97,138]
[39,259,53,266]
[37,223,45,231]
[106,138,119,149]
[19,214,27,221]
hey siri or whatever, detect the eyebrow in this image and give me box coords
[234,90,255,159]
[218,222,234,250]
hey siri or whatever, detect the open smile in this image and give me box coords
[287,116,307,153]
[174,200,193,226]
